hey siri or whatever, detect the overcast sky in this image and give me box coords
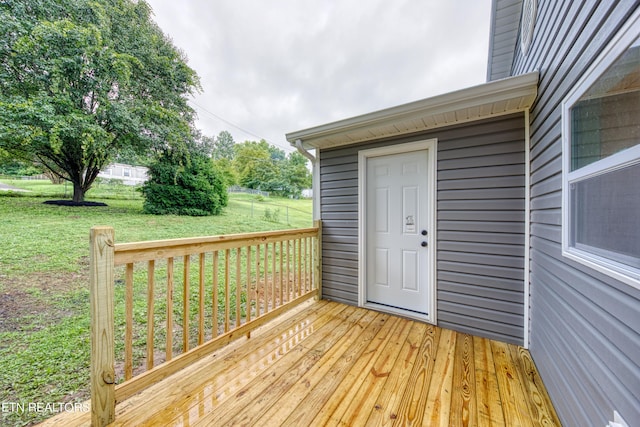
[145,1,492,153]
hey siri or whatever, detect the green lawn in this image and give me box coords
[0,180,312,426]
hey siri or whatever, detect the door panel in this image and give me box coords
[366,149,430,314]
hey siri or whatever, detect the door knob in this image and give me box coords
[421,241,428,247]
[421,230,428,236]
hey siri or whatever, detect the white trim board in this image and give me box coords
[287,72,538,150]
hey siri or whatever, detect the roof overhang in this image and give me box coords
[286,71,538,151]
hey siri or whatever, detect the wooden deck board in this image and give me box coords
[474,335,506,427]
[39,301,561,427]
[451,333,477,427]
[255,310,383,426]
[338,318,414,426]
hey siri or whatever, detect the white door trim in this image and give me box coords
[358,139,437,324]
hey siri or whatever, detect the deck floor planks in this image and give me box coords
[337,318,415,426]
[510,344,561,426]
[474,335,506,427]
[391,322,443,426]
[491,340,534,426]
[158,302,365,426]
[39,301,562,427]
[280,313,398,426]
[254,309,385,426]
[217,308,383,426]
[365,321,439,426]
[114,299,345,426]
[423,327,457,426]
[328,317,415,426]
[450,333,477,427]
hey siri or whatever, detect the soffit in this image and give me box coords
[286,71,538,151]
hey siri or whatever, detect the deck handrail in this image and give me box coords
[89,221,322,426]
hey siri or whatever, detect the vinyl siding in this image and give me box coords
[319,113,526,345]
[510,1,640,426]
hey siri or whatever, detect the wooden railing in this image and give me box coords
[89,222,321,426]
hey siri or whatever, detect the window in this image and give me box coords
[520,0,537,56]
[562,10,640,288]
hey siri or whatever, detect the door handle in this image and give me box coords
[421,241,428,247]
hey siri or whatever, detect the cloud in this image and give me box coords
[146,0,492,151]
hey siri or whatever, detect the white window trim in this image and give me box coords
[561,8,640,290]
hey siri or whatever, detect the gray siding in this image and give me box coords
[437,116,525,344]
[510,1,640,426]
[319,114,526,345]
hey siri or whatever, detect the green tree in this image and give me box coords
[212,157,238,187]
[233,140,279,191]
[232,140,311,197]
[193,130,215,158]
[141,150,228,216]
[284,151,312,197]
[213,130,235,160]
[0,0,199,202]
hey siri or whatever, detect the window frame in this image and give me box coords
[561,8,640,289]
[520,0,537,56]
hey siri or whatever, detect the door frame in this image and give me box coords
[358,139,438,324]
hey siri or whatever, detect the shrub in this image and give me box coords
[263,207,280,223]
[141,151,228,216]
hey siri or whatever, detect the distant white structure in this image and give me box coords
[301,189,313,198]
[98,163,148,185]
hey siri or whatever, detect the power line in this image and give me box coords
[190,100,294,152]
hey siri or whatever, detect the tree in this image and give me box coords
[141,149,228,216]
[233,140,279,191]
[212,157,238,187]
[284,151,312,197]
[213,131,235,160]
[191,130,215,158]
[0,0,199,202]
[232,139,311,197]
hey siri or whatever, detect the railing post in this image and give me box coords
[89,226,116,426]
[314,220,322,300]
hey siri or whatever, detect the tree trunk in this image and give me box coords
[73,182,85,203]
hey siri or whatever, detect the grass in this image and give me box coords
[0,179,312,426]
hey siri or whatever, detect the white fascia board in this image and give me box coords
[286,71,538,151]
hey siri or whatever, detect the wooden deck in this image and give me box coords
[42,300,560,426]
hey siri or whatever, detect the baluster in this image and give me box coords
[236,247,242,327]
[183,255,190,352]
[246,246,252,323]
[212,251,219,338]
[198,253,205,346]
[124,263,134,380]
[263,243,269,312]
[271,242,276,309]
[166,257,174,362]
[146,260,155,370]
[224,249,230,332]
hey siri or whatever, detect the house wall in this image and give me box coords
[319,113,527,345]
[507,1,640,425]
[98,163,148,185]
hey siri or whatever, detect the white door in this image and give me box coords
[365,149,432,315]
